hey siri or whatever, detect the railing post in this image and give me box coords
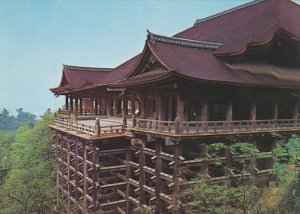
[175,117,182,135]
[95,118,100,137]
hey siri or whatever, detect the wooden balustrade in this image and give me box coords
[53,116,300,137]
[53,117,124,137]
[133,118,300,135]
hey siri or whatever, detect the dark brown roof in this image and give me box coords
[175,0,300,55]
[50,65,112,94]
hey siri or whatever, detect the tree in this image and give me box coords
[0,110,56,214]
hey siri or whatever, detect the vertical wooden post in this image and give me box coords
[75,98,79,114]
[95,98,98,115]
[250,102,256,121]
[125,148,132,214]
[70,96,74,112]
[200,100,208,121]
[106,97,111,116]
[83,143,87,213]
[79,98,83,115]
[131,96,136,116]
[155,141,162,214]
[156,93,163,120]
[65,95,69,110]
[202,144,209,176]
[226,100,233,121]
[123,99,128,116]
[273,101,278,120]
[67,137,71,212]
[225,145,232,185]
[293,98,299,119]
[176,92,185,121]
[93,147,99,211]
[141,96,147,119]
[173,142,182,214]
[139,140,146,206]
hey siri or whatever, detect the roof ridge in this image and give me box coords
[147,31,222,50]
[63,64,113,72]
[194,0,266,25]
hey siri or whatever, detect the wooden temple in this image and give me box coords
[50,0,300,213]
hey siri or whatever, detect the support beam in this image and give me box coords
[123,99,128,116]
[70,96,74,112]
[131,96,136,116]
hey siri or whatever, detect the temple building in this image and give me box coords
[50,0,300,213]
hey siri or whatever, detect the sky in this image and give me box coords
[1,0,299,116]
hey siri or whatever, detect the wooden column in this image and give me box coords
[273,101,278,120]
[75,98,79,114]
[83,143,87,213]
[106,97,111,116]
[139,141,146,206]
[70,96,74,112]
[67,137,71,212]
[65,95,69,110]
[200,100,208,121]
[202,144,209,176]
[79,98,83,115]
[225,145,232,185]
[250,102,256,121]
[293,98,299,119]
[155,141,162,213]
[156,93,163,120]
[176,92,185,121]
[226,100,233,121]
[173,142,182,214]
[131,96,136,116]
[123,99,128,116]
[141,96,147,119]
[94,98,98,115]
[125,148,132,214]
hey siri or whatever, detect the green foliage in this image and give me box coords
[231,142,260,157]
[0,110,56,214]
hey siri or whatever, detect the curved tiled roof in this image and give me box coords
[175,0,300,55]
[50,65,112,94]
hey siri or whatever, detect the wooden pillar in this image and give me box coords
[75,98,79,114]
[125,148,132,214]
[83,143,87,213]
[156,93,163,120]
[141,96,147,119]
[65,95,69,110]
[202,144,209,176]
[273,101,278,120]
[79,98,83,115]
[173,142,182,214]
[131,96,136,116]
[106,97,111,116]
[176,92,185,121]
[225,145,232,185]
[139,140,146,205]
[226,100,233,121]
[70,96,74,112]
[250,102,256,121]
[93,147,99,211]
[200,100,208,121]
[94,98,98,115]
[155,141,162,213]
[67,137,71,212]
[293,98,299,119]
[168,96,173,121]
[123,99,128,116]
